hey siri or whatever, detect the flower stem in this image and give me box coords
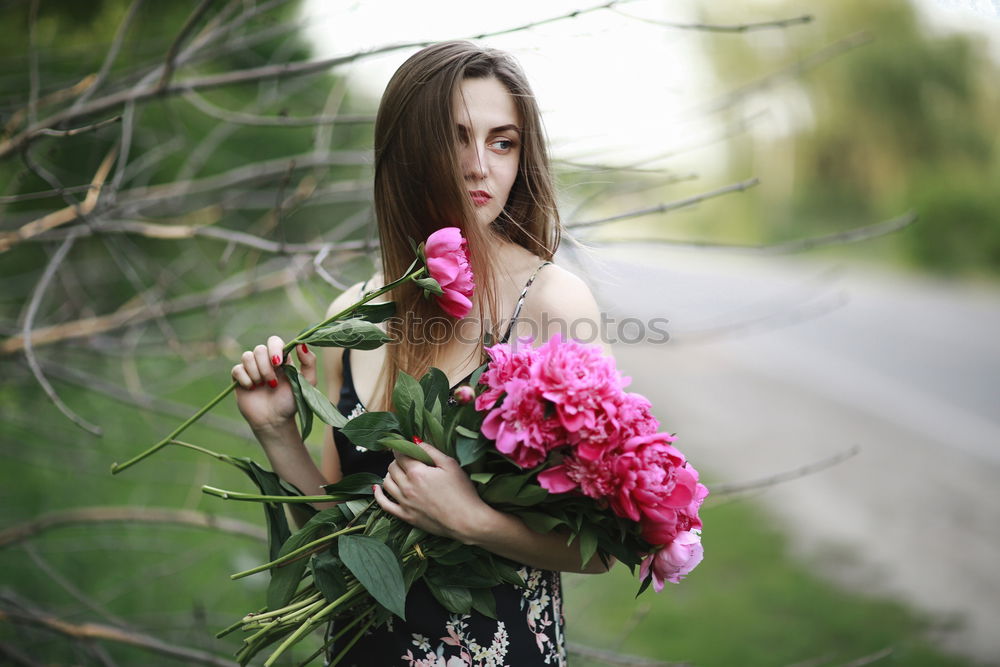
[230,524,366,580]
[110,264,427,475]
[201,485,353,504]
[262,585,363,667]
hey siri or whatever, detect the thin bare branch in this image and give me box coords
[566,642,691,666]
[22,544,133,629]
[183,89,375,126]
[0,606,238,667]
[27,0,40,127]
[837,646,894,667]
[19,228,102,435]
[23,356,251,437]
[698,31,873,116]
[0,185,96,204]
[0,145,118,252]
[708,446,860,499]
[0,506,266,549]
[34,114,122,137]
[613,8,813,32]
[1,257,312,354]
[593,211,918,254]
[567,177,760,229]
[0,0,637,160]
[156,0,218,93]
[71,0,148,111]
[2,75,96,138]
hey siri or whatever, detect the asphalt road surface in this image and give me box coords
[570,243,1000,663]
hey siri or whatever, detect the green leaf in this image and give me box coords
[320,472,381,495]
[413,276,444,295]
[493,559,526,588]
[338,498,371,520]
[478,474,530,505]
[393,371,424,439]
[301,319,393,350]
[419,367,450,409]
[511,483,549,507]
[434,546,478,566]
[424,402,446,457]
[425,577,472,615]
[455,435,485,467]
[469,472,496,485]
[236,459,293,561]
[340,411,399,451]
[376,437,434,466]
[354,301,397,323]
[400,526,427,555]
[266,509,340,610]
[311,550,348,603]
[469,588,498,620]
[283,365,313,441]
[578,526,598,570]
[403,556,428,593]
[338,535,407,620]
[296,372,348,428]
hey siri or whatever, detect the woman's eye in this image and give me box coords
[491,139,514,151]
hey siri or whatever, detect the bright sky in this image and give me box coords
[298,0,722,171]
[297,0,1000,187]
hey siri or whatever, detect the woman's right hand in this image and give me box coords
[231,335,317,432]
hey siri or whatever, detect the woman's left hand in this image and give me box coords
[374,442,490,543]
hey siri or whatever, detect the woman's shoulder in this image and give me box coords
[530,262,600,318]
[521,261,609,353]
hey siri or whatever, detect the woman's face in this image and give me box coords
[452,76,522,228]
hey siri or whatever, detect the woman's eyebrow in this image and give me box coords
[456,122,521,135]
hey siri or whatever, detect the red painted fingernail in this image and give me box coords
[247,384,254,391]
[412,436,423,444]
[272,354,280,366]
[300,344,309,354]
[371,484,378,492]
[268,379,278,388]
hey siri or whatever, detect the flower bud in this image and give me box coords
[452,385,475,404]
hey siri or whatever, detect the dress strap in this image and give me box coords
[499,261,552,343]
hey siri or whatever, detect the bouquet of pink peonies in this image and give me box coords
[473,333,708,589]
[202,331,707,665]
[120,225,707,664]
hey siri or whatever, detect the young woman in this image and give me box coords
[232,41,610,666]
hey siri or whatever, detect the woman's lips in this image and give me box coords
[469,190,491,206]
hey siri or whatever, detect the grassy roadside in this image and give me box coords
[564,498,969,667]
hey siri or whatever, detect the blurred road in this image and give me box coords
[576,244,1000,663]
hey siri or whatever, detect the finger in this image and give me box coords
[231,364,257,391]
[295,343,317,386]
[416,441,452,467]
[373,484,405,519]
[382,471,405,502]
[240,350,264,386]
[267,335,286,368]
[253,344,277,388]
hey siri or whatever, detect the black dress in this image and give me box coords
[325,262,566,667]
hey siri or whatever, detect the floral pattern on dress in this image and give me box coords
[398,568,565,667]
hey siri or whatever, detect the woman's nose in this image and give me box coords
[462,143,487,181]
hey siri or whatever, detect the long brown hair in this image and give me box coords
[368,41,560,412]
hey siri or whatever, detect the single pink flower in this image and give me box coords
[639,530,704,591]
[610,433,696,523]
[452,385,475,404]
[480,378,561,468]
[424,227,474,318]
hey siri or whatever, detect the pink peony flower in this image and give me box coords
[475,338,536,411]
[639,530,704,590]
[480,377,563,468]
[452,385,475,404]
[609,433,697,523]
[424,227,474,318]
[531,334,623,435]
